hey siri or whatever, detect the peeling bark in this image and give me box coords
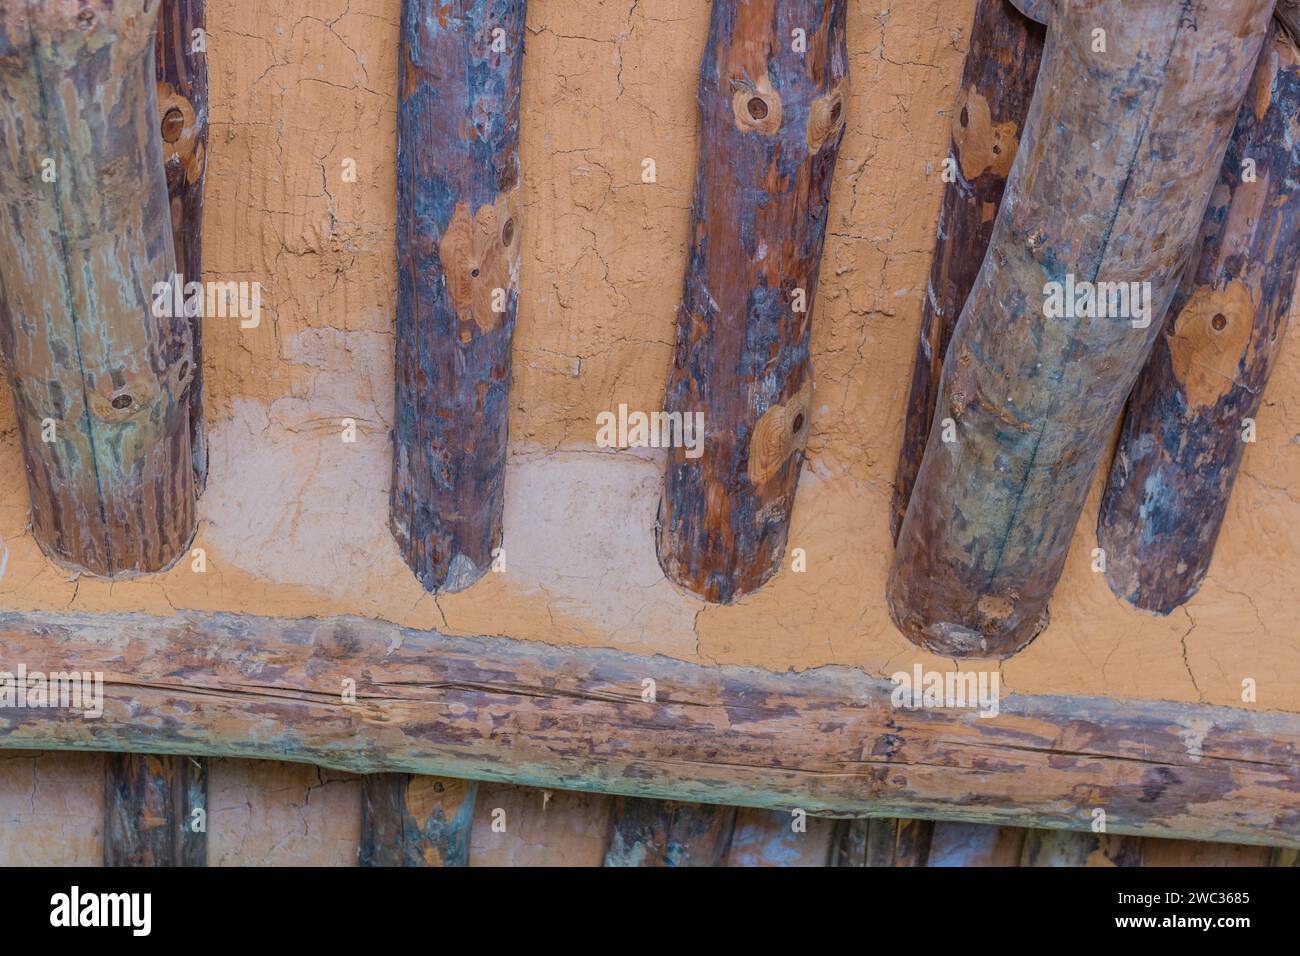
[103,752,206,866]
[0,1,197,576]
[156,0,208,491]
[888,0,1274,658]
[656,0,848,603]
[0,609,1296,848]
[360,773,477,866]
[890,0,1044,541]
[390,0,525,593]
[1097,28,1300,613]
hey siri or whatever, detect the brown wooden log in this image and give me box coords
[156,0,208,491]
[390,0,525,593]
[832,817,934,866]
[603,798,737,866]
[359,774,477,867]
[887,0,1274,658]
[656,0,848,603]
[103,753,206,866]
[1096,28,1300,613]
[890,0,1045,542]
[925,822,1023,866]
[0,1,197,577]
[1019,829,1142,866]
[2,610,1295,848]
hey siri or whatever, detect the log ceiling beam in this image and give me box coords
[0,609,1294,848]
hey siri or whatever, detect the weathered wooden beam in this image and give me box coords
[926,821,1023,866]
[390,0,525,593]
[1019,829,1142,867]
[359,774,477,867]
[887,0,1274,657]
[1097,27,1300,613]
[0,609,1295,848]
[603,798,737,866]
[103,753,206,867]
[156,0,208,491]
[656,0,848,603]
[724,806,835,866]
[890,0,1044,541]
[0,1,197,577]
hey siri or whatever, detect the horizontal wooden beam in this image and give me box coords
[0,609,1295,848]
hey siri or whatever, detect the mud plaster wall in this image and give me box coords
[0,0,1298,864]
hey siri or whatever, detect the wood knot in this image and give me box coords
[1169,279,1256,410]
[439,188,522,335]
[807,80,848,152]
[951,86,1018,180]
[732,76,782,135]
[156,83,205,190]
[747,380,813,485]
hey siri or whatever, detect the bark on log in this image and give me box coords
[156,0,208,491]
[656,0,848,603]
[360,774,477,867]
[103,752,207,867]
[890,0,1045,541]
[1096,28,1300,613]
[390,0,525,593]
[0,1,197,577]
[603,798,737,866]
[887,0,1274,658]
[2,609,1296,848]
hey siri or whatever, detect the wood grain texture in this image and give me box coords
[0,0,197,577]
[603,797,736,866]
[926,821,1022,866]
[890,0,1045,542]
[1097,29,1300,613]
[103,752,206,866]
[888,0,1274,657]
[657,0,848,603]
[832,817,934,866]
[360,773,476,866]
[156,0,208,491]
[724,806,835,866]
[0,609,1295,848]
[1019,829,1142,867]
[390,0,525,593]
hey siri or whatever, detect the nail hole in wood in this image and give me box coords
[162,108,185,143]
[111,394,132,410]
[502,218,514,247]
[1212,312,1227,331]
[748,97,768,121]
[470,267,480,278]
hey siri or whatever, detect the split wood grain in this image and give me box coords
[0,609,1294,848]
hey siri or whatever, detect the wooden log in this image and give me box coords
[725,807,835,866]
[1,610,1295,848]
[1141,838,1272,866]
[103,753,206,867]
[390,0,525,593]
[359,774,477,867]
[832,817,934,866]
[1019,829,1142,866]
[1096,28,1300,613]
[926,821,1023,866]
[887,0,1274,657]
[156,0,209,491]
[890,0,1045,542]
[0,1,197,577]
[603,798,737,867]
[656,0,849,603]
